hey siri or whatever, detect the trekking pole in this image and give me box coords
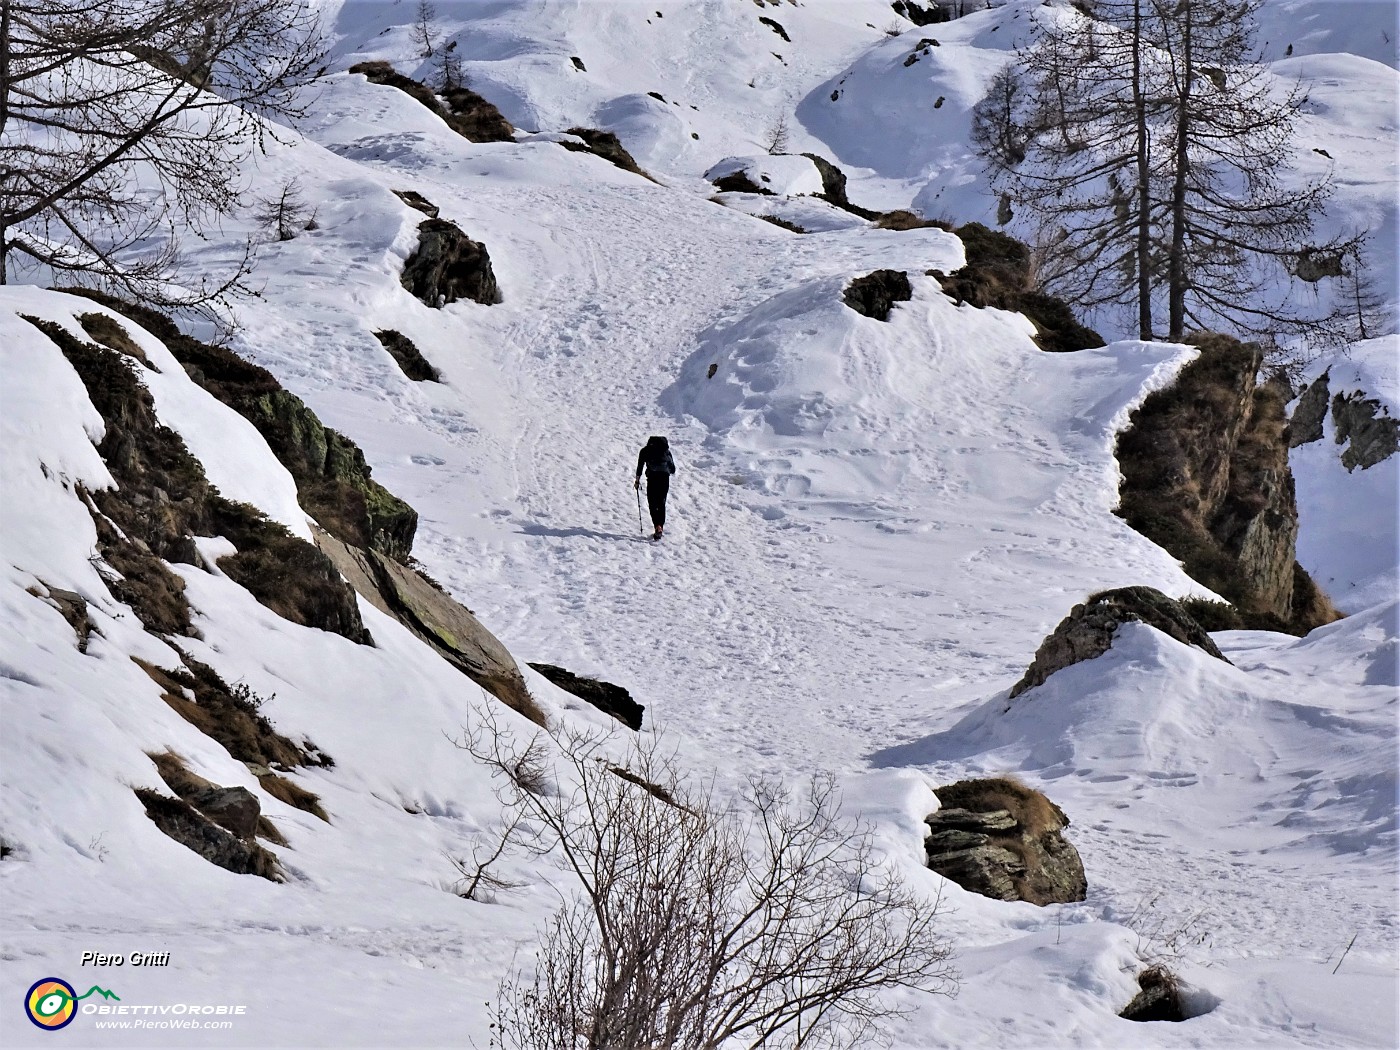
[636,483,643,534]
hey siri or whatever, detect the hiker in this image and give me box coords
[634,435,676,540]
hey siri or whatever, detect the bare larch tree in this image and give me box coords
[972,0,1361,344]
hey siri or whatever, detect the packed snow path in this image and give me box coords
[239,88,1196,782]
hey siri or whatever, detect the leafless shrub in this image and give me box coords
[464,717,958,1050]
[1121,890,1213,967]
[449,809,531,902]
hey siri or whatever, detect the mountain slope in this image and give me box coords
[1,2,1396,1047]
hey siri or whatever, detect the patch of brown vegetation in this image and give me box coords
[442,86,515,142]
[349,60,439,109]
[148,751,288,845]
[134,657,330,823]
[134,658,303,768]
[77,312,151,367]
[31,316,371,644]
[256,772,329,823]
[929,223,1104,353]
[1115,333,1341,634]
[87,507,196,636]
[349,61,516,144]
[606,764,684,809]
[875,209,952,231]
[935,775,1064,836]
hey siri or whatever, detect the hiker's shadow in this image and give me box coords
[519,523,646,542]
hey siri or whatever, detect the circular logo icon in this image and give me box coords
[25,978,77,1031]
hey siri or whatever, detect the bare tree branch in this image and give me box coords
[0,0,324,312]
[461,715,957,1050]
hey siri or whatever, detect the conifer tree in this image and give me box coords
[972,0,1359,343]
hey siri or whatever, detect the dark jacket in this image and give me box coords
[636,436,676,479]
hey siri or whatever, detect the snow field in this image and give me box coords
[2,0,1397,1046]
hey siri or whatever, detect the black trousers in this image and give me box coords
[645,472,670,528]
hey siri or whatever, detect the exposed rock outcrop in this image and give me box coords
[1116,333,1341,633]
[56,292,546,733]
[1120,966,1186,1023]
[930,223,1104,353]
[560,127,655,181]
[891,0,949,26]
[802,152,850,207]
[26,314,372,645]
[315,529,545,726]
[149,750,289,843]
[349,61,515,143]
[401,218,502,308]
[710,169,772,195]
[28,583,94,653]
[1288,370,1330,447]
[925,777,1086,905]
[1332,389,1400,471]
[135,788,280,881]
[374,329,440,382]
[58,289,418,564]
[758,16,790,42]
[843,269,912,321]
[801,152,886,219]
[527,663,644,730]
[1010,587,1226,698]
[393,189,439,218]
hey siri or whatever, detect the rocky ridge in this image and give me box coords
[1115,333,1340,633]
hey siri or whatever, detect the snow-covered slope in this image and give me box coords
[2,1,1397,1048]
[1291,336,1400,612]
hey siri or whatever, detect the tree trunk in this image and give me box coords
[1167,1,1193,340]
[1132,0,1153,339]
[1,0,10,285]
[0,0,10,131]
